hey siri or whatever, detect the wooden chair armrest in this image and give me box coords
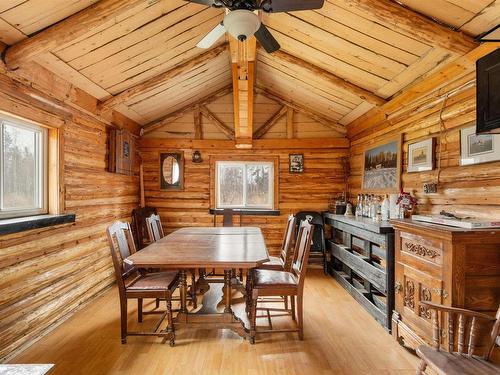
[421,301,496,321]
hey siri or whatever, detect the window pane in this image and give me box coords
[2,123,39,209]
[246,164,271,207]
[218,165,243,206]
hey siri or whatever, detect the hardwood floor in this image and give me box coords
[10,270,418,374]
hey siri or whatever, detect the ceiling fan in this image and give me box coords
[186,1,325,53]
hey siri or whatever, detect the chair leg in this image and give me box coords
[166,297,175,347]
[155,298,160,309]
[245,270,253,314]
[137,298,143,323]
[291,295,296,321]
[250,292,258,344]
[284,296,288,311]
[121,299,128,344]
[416,360,427,375]
[297,294,304,340]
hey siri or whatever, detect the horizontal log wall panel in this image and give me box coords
[349,71,500,219]
[140,140,348,254]
[0,72,139,361]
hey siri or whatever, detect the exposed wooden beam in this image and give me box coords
[4,0,145,70]
[100,44,228,111]
[255,86,347,136]
[1,61,140,134]
[347,43,500,139]
[200,105,234,139]
[194,105,202,140]
[270,49,386,107]
[328,0,476,55]
[253,106,288,139]
[139,138,350,150]
[230,35,256,147]
[143,85,232,134]
[286,108,294,139]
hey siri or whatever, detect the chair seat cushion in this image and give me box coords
[253,269,298,289]
[417,346,500,375]
[258,256,284,271]
[126,271,179,292]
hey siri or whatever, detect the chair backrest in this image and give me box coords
[295,211,324,252]
[280,214,297,271]
[145,213,164,243]
[222,209,234,227]
[131,206,158,249]
[106,221,138,294]
[423,301,500,359]
[291,219,315,290]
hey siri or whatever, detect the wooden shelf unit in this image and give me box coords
[324,214,395,331]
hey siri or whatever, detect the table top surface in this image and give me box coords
[126,226,269,269]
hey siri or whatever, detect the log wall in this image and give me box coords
[348,70,500,219]
[139,138,349,254]
[0,71,139,361]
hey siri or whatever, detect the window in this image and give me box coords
[0,115,48,219]
[216,161,274,210]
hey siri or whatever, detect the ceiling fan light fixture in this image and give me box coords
[223,10,261,41]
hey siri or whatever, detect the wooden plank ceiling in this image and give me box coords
[0,0,496,137]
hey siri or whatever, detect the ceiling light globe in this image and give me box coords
[223,10,261,41]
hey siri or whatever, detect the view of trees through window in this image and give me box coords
[1,120,45,214]
[217,162,273,209]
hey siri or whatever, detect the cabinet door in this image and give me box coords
[395,263,444,345]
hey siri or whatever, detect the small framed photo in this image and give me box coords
[408,138,435,173]
[460,126,500,166]
[289,154,304,173]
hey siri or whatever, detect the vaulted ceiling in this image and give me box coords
[0,0,497,137]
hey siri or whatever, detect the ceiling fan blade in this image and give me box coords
[196,23,226,49]
[254,24,280,53]
[185,0,216,6]
[261,0,325,13]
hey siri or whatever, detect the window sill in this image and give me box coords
[0,214,76,236]
[209,209,280,216]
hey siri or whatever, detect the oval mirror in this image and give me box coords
[162,156,179,185]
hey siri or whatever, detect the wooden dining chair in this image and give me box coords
[248,219,315,344]
[259,215,297,272]
[106,221,179,346]
[416,302,500,375]
[145,213,197,308]
[131,206,158,250]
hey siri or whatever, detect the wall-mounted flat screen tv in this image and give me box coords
[477,48,500,134]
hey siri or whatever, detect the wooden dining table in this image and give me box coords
[125,226,269,343]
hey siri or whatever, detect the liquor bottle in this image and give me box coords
[355,194,362,217]
[381,194,390,221]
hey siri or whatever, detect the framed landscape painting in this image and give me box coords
[362,136,401,192]
[408,138,435,172]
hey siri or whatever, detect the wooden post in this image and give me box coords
[286,107,294,139]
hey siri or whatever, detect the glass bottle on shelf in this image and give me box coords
[355,194,362,217]
[381,194,390,221]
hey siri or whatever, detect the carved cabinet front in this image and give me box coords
[391,220,500,352]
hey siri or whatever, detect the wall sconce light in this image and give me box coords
[192,150,203,163]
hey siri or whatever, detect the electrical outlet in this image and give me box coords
[423,183,437,194]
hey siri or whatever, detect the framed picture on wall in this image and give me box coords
[160,152,184,190]
[289,154,304,173]
[408,138,435,172]
[361,136,401,192]
[460,125,500,166]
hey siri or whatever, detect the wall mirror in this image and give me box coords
[160,152,184,190]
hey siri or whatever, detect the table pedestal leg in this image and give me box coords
[196,268,210,294]
[179,270,188,314]
[224,269,232,313]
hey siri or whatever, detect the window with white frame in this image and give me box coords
[216,161,274,210]
[0,114,48,219]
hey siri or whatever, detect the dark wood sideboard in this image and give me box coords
[324,214,395,331]
[391,219,500,351]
